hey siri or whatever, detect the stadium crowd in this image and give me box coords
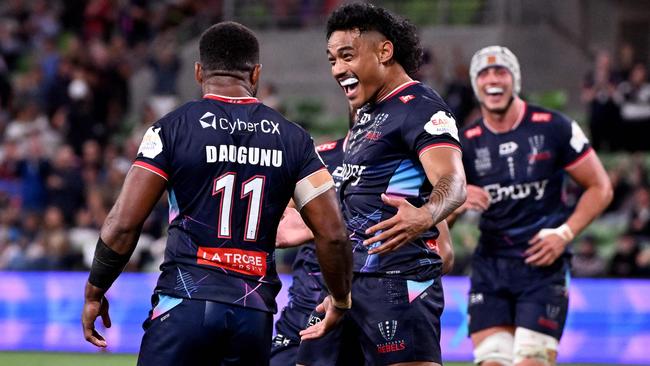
[0,0,648,278]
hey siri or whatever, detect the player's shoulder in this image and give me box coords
[316,139,341,153]
[154,101,196,127]
[525,103,573,127]
[401,83,448,112]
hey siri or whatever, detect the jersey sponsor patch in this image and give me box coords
[465,125,482,139]
[424,111,459,141]
[570,121,589,153]
[138,126,163,159]
[399,94,415,104]
[316,141,337,152]
[197,247,267,276]
[531,112,552,123]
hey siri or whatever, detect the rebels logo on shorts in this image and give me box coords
[376,320,407,354]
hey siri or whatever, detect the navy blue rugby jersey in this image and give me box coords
[341,81,461,280]
[286,138,345,310]
[460,103,592,257]
[133,94,325,313]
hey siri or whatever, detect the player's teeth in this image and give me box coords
[340,78,359,87]
[486,86,504,94]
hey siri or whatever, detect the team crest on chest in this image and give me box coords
[474,147,492,176]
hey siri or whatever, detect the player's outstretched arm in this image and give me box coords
[296,182,352,340]
[82,167,167,348]
[364,148,466,254]
[445,184,490,227]
[526,150,613,266]
[276,206,314,248]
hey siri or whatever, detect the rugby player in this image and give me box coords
[271,134,455,365]
[297,4,466,365]
[450,46,613,366]
[81,22,352,366]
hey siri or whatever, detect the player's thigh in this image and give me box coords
[468,256,516,335]
[212,302,274,366]
[271,306,313,366]
[137,296,208,366]
[514,262,569,340]
[352,276,444,366]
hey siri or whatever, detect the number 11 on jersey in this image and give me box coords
[213,173,266,241]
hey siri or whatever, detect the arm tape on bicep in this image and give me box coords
[293,171,334,211]
[88,238,132,289]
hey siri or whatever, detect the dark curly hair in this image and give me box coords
[326,3,423,77]
[199,21,259,73]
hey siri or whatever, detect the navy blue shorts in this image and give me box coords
[297,275,444,366]
[137,294,273,366]
[467,254,570,340]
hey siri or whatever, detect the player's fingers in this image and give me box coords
[364,226,399,246]
[368,233,408,255]
[528,233,542,245]
[525,246,548,264]
[299,323,323,340]
[381,193,404,208]
[100,298,111,328]
[365,216,398,235]
[524,241,542,256]
[84,327,107,348]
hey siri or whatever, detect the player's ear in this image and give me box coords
[194,62,203,85]
[378,40,394,64]
[250,64,262,89]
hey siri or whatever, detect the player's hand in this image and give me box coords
[299,296,346,341]
[525,230,569,266]
[363,194,434,255]
[276,207,314,248]
[462,185,490,212]
[82,293,111,348]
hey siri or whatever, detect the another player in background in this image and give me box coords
[81,22,352,366]
[298,3,466,365]
[450,46,612,366]
[270,131,455,365]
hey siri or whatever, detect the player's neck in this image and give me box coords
[202,77,255,99]
[482,97,526,133]
[375,68,412,103]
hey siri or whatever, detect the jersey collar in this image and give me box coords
[482,101,528,134]
[376,80,420,104]
[203,93,260,104]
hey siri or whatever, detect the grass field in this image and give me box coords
[0,352,609,366]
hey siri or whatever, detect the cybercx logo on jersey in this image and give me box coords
[376,320,406,354]
[199,112,280,134]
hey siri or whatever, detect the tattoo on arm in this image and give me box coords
[427,174,466,224]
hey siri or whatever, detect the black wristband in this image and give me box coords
[88,238,131,289]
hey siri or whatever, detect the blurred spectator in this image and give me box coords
[614,63,650,150]
[608,234,642,277]
[614,42,636,82]
[17,135,49,211]
[444,61,477,127]
[627,186,650,238]
[46,144,84,223]
[572,235,606,277]
[259,83,284,114]
[582,50,620,150]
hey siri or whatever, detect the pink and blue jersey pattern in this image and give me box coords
[133,94,325,313]
[341,82,461,281]
[461,103,592,257]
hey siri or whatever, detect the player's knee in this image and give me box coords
[473,331,514,366]
[513,328,558,366]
